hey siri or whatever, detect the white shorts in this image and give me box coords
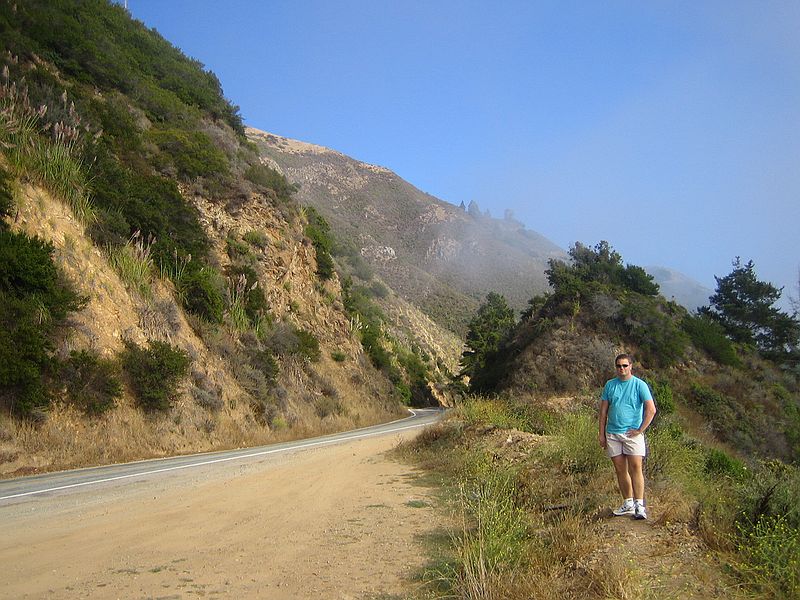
[605,432,647,457]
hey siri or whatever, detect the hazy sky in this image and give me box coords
[121,0,799,304]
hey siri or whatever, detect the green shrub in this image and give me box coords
[179,266,225,324]
[264,322,321,362]
[244,164,296,200]
[736,460,800,529]
[394,381,412,405]
[0,164,15,223]
[2,1,243,133]
[121,339,190,412]
[242,228,269,249]
[369,280,389,298]
[704,448,746,479]
[0,295,54,415]
[295,328,321,361]
[361,324,392,370]
[0,228,85,416]
[682,314,741,367]
[62,349,123,415]
[90,155,211,267]
[304,207,335,280]
[647,377,675,416]
[347,252,374,281]
[331,351,347,362]
[147,127,229,180]
[620,296,688,367]
[225,232,252,261]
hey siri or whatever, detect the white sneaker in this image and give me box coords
[633,502,647,520]
[613,501,635,516]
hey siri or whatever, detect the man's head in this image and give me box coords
[614,353,633,381]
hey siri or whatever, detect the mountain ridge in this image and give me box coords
[248,127,565,332]
[248,127,713,326]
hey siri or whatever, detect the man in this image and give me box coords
[598,353,656,520]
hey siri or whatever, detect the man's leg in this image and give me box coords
[611,454,633,499]
[626,455,645,500]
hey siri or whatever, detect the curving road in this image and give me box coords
[0,407,443,599]
[0,408,442,504]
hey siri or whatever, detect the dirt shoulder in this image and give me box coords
[0,429,437,599]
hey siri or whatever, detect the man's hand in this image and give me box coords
[626,428,642,437]
[598,434,607,448]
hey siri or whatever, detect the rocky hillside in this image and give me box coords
[0,1,458,476]
[248,128,566,333]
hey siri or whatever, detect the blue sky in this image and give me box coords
[122,0,799,305]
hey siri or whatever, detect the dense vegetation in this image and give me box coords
[0,0,289,289]
[443,240,800,598]
[0,0,350,424]
[0,165,85,416]
[461,241,800,461]
[401,396,800,599]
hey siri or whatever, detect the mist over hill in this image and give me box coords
[248,128,564,332]
[646,266,713,312]
[247,128,712,328]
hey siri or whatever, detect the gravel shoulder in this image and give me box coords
[0,429,437,599]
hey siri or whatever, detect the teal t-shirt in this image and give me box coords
[601,376,653,434]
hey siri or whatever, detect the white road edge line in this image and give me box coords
[0,420,432,502]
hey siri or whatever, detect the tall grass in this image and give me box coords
[734,516,800,598]
[460,395,553,433]
[226,273,251,331]
[404,397,800,598]
[446,470,529,599]
[0,67,95,224]
[108,231,155,298]
[407,402,621,599]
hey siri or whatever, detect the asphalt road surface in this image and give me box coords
[0,408,442,504]
[0,408,444,599]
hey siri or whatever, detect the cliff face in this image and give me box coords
[0,174,407,476]
[247,128,567,333]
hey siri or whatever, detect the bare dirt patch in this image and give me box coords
[0,429,437,599]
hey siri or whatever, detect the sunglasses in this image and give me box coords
[615,364,631,368]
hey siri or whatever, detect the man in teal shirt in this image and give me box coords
[598,353,657,520]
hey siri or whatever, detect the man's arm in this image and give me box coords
[627,399,656,437]
[598,399,609,448]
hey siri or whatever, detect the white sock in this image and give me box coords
[635,498,644,506]
[624,498,633,505]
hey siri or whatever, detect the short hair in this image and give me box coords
[615,353,633,364]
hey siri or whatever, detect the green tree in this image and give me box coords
[460,292,515,388]
[701,258,800,361]
[546,241,659,297]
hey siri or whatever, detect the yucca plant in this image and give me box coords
[108,230,155,298]
[159,248,192,301]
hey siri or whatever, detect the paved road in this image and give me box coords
[0,407,444,599]
[0,408,442,505]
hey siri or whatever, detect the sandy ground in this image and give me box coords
[0,429,438,599]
